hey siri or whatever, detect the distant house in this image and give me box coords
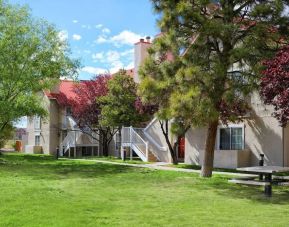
[14,128,27,141]
[25,80,104,156]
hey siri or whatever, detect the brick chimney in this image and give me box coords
[134,37,151,83]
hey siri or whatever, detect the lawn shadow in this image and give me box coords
[0,154,143,181]
[202,175,289,204]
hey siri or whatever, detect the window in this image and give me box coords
[34,116,41,130]
[218,126,244,150]
[35,135,40,146]
[66,106,72,116]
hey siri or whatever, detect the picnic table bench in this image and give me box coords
[229,166,289,197]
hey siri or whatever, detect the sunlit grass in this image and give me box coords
[0,153,289,226]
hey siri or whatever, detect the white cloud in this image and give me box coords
[92,52,104,61]
[94,30,142,47]
[95,24,103,29]
[110,30,142,46]
[72,34,82,41]
[125,61,134,69]
[81,25,91,29]
[95,35,107,43]
[102,28,110,34]
[90,48,135,73]
[106,50,121,62]
[84,50,91,54]
[106,51,123,73]
[120,48,134,56]
[58,30,68,42]
[72,20,78,23]
[82,66,107,75]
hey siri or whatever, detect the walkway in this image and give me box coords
[61,158,257,177]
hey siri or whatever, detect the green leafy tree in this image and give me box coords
[0,1,78,138]
[100,71,149,130]
[0,123,14,150]
[140,0,289,176]
[99,71,151,156]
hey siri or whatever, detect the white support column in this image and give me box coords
[145,142,149,162]
[121,146,124,160]
[68,147,71,158]
[91,146,94,157]
[130,126,132,144]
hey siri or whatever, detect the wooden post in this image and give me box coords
[56,146,59,160]
[130,147,132,160]
[264,174,272,197]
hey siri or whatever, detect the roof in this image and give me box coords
[44,80,82,105]
[125,68,134,77]
[112,68,134,78]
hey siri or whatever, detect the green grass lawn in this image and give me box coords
[1,153,289,227]
[75,155,151,164]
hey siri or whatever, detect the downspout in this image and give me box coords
[283,127,285,167]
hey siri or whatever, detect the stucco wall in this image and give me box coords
[184,92,285,168]
[246,92,284,166]
[283,125,289,166]
[26,93,52,154]
[144,119,172,162]
[48,99,60,155]
[26,116,35,153]
[134,41,151,83]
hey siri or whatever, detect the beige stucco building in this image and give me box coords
[25,36,289,168]
[121,37,289,169]
[25,80,104,157]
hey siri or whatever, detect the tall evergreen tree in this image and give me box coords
[140,0,289,177]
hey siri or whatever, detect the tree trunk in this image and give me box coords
[165,134,178,165]
[102,136,109,156]
[159,120,178,165]
[200,120,219,177]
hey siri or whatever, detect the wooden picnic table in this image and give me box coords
[229,166,289,197]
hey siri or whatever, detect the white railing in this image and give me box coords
[121,126,148,161]
[60,130,82,156]
[144,117,167,152]
[62,115,78,129]
[122,127,131,144]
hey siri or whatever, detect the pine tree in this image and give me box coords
[140,0,289,177]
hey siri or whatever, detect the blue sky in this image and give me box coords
[10,0,158,127]
[10,0,159,80]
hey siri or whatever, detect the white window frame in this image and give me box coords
[216,123,245,151]
[34,116,41,130]
[35,135,40,146]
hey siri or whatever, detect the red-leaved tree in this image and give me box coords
[67,74,118,156]
[260,46,289,126]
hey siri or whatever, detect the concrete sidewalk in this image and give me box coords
[60,158,256,177]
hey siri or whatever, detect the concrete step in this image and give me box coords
[148,151,158,162]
